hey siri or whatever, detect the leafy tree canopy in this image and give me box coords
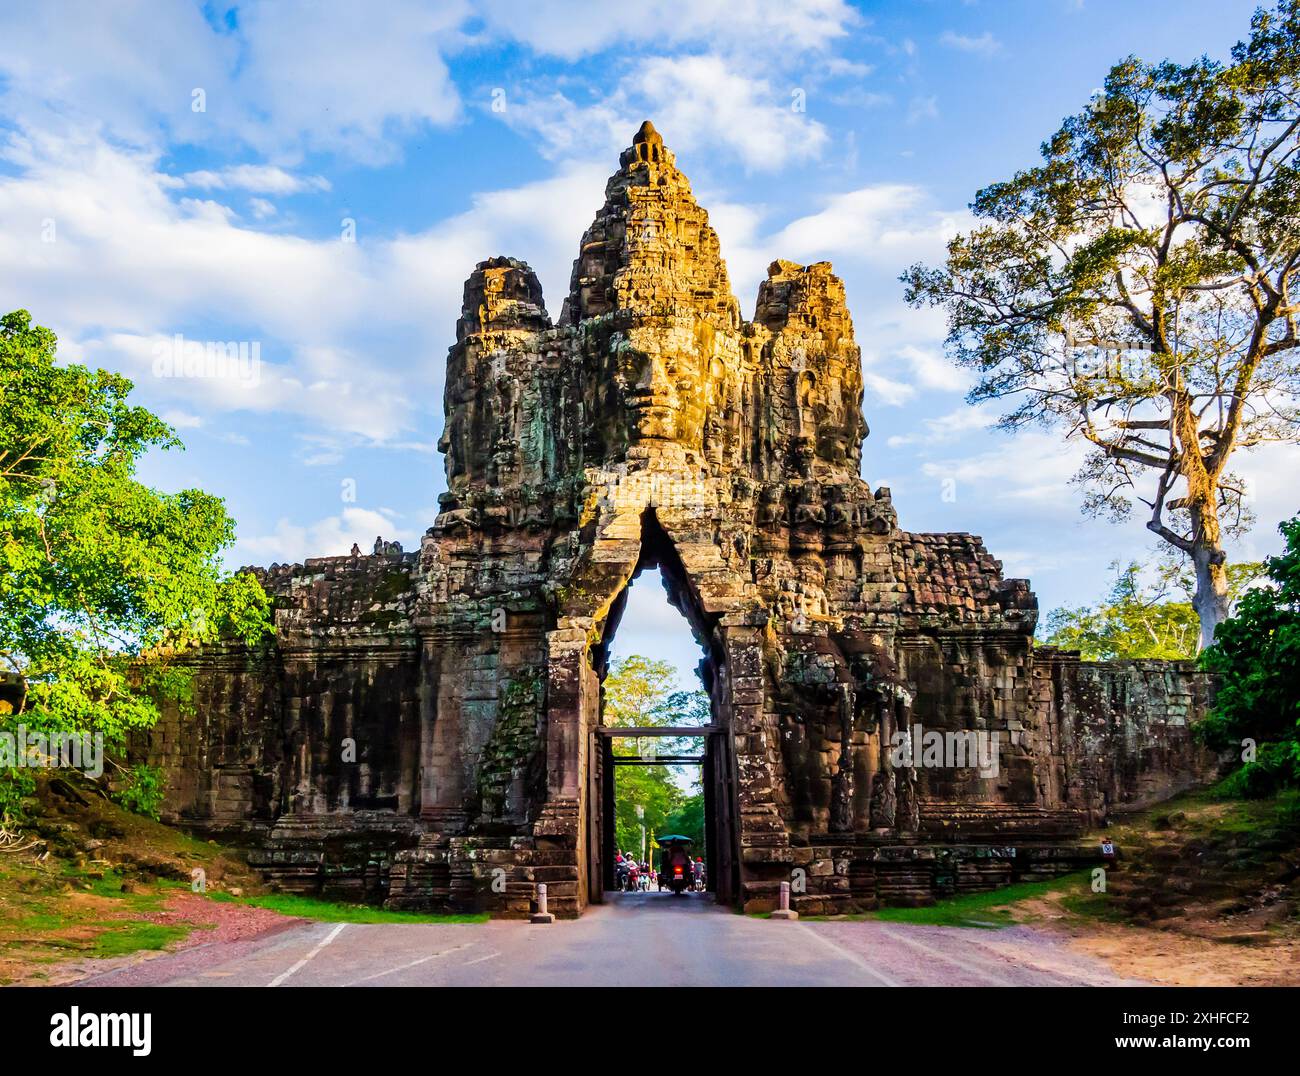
[661,793,705,854]
[604,653,710,759]
[614,764,688,863]
[0,310,271,782]
[1044,556,1262,660]
[603,654,710,728]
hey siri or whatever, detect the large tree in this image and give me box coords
[904,1,1300,648]
[0,310,270,812]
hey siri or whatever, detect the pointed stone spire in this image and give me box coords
[633,118,661,144]
[562,121,740,328]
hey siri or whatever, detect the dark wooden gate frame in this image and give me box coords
[589,725,737,907]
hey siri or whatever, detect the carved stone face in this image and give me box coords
[612,331,711,450]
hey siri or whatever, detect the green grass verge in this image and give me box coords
[863,872,1092,928]
[760,870,1093,928]
[91,922,194,958]
[206,891,489,924]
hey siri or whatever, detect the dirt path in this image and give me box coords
[30,890,300,986]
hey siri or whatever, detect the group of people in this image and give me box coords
[614,852,652,891]
[614,851,706,893]
[346,537,405,557]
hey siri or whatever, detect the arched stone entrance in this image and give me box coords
[536,480,763,916]
[574,508,741,906]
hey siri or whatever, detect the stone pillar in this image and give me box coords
[829,682,855,834]
[419,640,465,832]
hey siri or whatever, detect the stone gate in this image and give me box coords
[140,123,1219,916]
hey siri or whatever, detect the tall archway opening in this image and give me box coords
[584,510,739,907]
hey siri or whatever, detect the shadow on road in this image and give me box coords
[601,890,719,912]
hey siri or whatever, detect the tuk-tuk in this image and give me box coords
[657,835,694,896]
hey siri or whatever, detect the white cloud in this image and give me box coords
[895,344,970,393]
[474,0,859,61]
[228,1,465,163]
[768,185,960,265]
[179,166,331,195]
[707,185,973,306]
[920,432,1087,511]
[237,507,419,565]
[939,31,1002,56]
[908,95,939,124]
[0,126,607,444]
[499,54,829,172]
[887,402,993,447]
[864,372,917,407]
[627,56,828,170]
[160,409,203,429]
[0,0,466,164]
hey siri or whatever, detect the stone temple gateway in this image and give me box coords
[141,123,1218,916]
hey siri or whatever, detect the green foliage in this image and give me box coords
[1044,557,1262,659]
[0,768,35,821]
[112,762,165,820]
[614,763,688,860]
[1198,514,1300,795]
[210,892,489,924]
[0,309,272,812]
[604,655,711,728]
[661,793,705,849]
[604,656,710,860]
[867,872,1093,929]
[91,921,191,958]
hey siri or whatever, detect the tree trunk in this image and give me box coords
[1189,507,1230,652]
[1170,393,1231,652]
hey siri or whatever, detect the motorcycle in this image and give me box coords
[657,835,694,896]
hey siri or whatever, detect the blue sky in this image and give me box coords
[2,0,1295,689]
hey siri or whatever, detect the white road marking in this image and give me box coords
[462,950,501,966]
[795,923,901,987]
[340,942,474,986]
[268,923,347,987]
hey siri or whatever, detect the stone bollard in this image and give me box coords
[769,880,799,921]
[531,882,555,924]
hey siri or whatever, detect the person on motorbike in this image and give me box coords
[664,843,692,894]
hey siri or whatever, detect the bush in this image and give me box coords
[1199,515,1300,796]
[112,763,165,819]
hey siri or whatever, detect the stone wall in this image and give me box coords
[139,122,1223,916]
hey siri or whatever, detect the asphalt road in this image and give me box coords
[75,891,1140,987]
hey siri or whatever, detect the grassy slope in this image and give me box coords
[0,779,482,984]
[788,785,1299,939]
